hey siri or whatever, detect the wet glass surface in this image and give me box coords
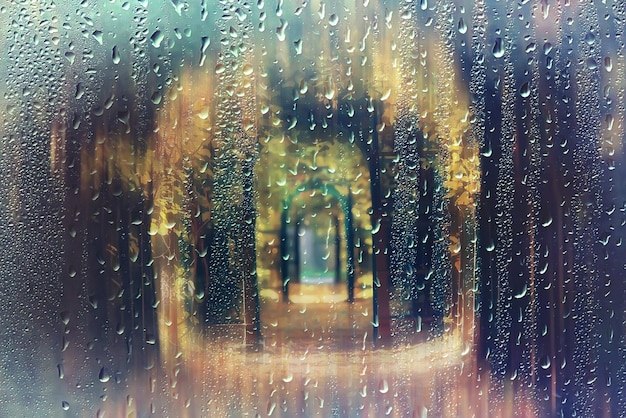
[0,1,624,416]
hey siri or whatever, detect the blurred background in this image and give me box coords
[0,0,624,416]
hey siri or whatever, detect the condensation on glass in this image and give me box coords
[0,0,624,417]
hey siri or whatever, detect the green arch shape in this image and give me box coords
[280,178,355,302]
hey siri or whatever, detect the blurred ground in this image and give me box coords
[60,283,538,418]
[259,283,374,351]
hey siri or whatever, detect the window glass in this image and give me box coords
[0,1,624,416]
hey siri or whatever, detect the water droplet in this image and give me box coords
[541,216,552,227]
[112,45,120,64]
[199,35,210,52]
[92,30,103,44]
[603,56,612,72]
[234,7,247,22]
[292,38,303,55]
[492,37,504,58]
[215,63,226,74]
[328,13,339,26]
[605,114,614,131]
[266,400,276,415]
[117,110,130,125]
[75,83,85,100]
[197,107,210,120]
[519,81,530,98]
[599,232,611,246]
[586,58,598,70]
[170,0,184,15]
[584,31,595,45]
[299,79,308,94]
[64,51,75,64]
[378,378,389,393]
[276,19,288,41]
[61,401,70,411]
[324,84,335,100]
[540,354,551,370]
[150,30,164,48]
[543,42,553,55]
[242,64,254,76]
[146,333,156,345]
[60,311,70,325]
[380,88,391,101]
[151,90,162,104]
[457,17,467,34]
[99,367,111,383]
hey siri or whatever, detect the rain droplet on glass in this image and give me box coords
[492,37,504,58]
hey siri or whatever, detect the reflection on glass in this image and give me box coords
[0,1,624,417]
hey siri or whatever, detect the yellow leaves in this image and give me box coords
[443,179,462,196]
[449,235,461,255]
[381,104,396,125]
[449,235,462,271]
[147,214,177,237]
[160,210,177,229]
[140,171,152,187]
[442,138,480,209]
[455,191,473,207]
[196,106,210,121]
[148,221,170,237]
[154,71,214,166]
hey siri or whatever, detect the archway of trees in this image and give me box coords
[279,180,356,303]
[49,0,482,357]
